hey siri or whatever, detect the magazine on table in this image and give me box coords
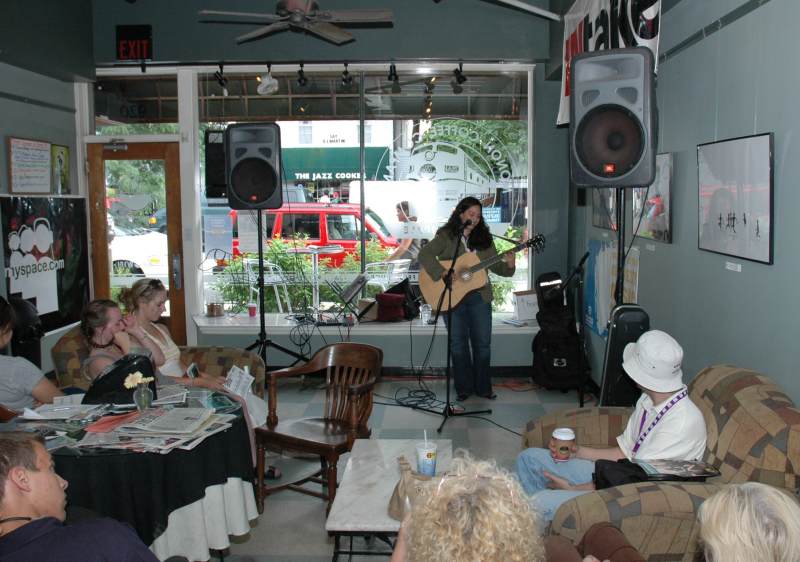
[634,459,721,480]
[118,408,213,435]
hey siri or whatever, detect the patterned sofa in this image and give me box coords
[50,325,266,397]
[522,364,800,561]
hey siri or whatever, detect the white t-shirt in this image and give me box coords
[616,385,707,461]
[0,355,44,411]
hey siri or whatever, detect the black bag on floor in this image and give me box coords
[531,307,585,390]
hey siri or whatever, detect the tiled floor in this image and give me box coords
[224,376,584,562]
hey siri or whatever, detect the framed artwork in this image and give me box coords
[697,133,773,264]
[633,153,673,243]
[8,137,51,193]
[591,188,617,230]
[51,144,70,194]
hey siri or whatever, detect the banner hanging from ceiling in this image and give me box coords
[557,0,662,125]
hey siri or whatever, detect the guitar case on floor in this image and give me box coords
[598,304,650,407]
[531,305,587,392]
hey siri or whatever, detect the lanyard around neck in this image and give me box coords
[632,388,688,456]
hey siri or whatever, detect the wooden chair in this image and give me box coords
[0,405,18,422]
[254,342,383,514]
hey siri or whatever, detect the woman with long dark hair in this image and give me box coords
[417,197,516,400]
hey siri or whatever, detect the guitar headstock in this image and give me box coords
[525,234,546,253]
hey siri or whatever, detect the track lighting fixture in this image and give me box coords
[387,63,398,83]
[453,62,467,85]
[297,63,308,87]
[214,63,228,97]
[341,63,353,86]
[257,64,279,95]
[423,95,433,117]
[424,77,437,95]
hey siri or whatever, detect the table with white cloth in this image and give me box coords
[52,408,257,561]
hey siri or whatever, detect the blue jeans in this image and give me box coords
[516,447,595,521]
[443,291,492,397]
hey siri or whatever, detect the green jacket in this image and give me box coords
[417,230,515,304]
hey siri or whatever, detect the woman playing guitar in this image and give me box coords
[417,197,516,402]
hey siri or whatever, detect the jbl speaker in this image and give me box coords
[204,130,226,199]
[570,47,657,187]
[225,123,283,210]
[599,304,650,407]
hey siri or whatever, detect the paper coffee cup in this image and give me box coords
[415,442,437,476]
[551,427,576,462]
[248,303,257,317]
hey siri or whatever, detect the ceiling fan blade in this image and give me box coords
[486,0,560,22]
[303,21,354,44]
[317,9,394,24]
[198,9,283,22]
[236,22,291,44]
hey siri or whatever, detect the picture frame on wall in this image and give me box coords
[592,188,617,231]
[697,133,774,264]
[51,144,70,195]
[633,153,673,243]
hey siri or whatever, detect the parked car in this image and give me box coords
[109,224,169,281]
[237,202,398,265]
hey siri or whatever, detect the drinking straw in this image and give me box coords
[424,430,428,446]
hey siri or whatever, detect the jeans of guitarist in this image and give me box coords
[418,228,515,400]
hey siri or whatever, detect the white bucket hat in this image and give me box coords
[622,330,684,392]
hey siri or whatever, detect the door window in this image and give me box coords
[327,214,358,240]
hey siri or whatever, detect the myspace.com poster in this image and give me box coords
[2,197,90,333]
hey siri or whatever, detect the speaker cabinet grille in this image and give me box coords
[230,158,278,206]
[575,105,644,179]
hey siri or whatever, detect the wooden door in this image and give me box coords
[87,142,187,344]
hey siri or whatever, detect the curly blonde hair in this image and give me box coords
[698,482,800,562]
[405,453,544,562]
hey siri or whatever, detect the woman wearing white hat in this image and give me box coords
[516,330,707,523]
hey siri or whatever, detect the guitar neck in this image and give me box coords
[467,240,530,274]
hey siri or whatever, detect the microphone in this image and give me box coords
[459,219,473,232]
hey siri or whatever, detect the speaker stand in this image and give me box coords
[614,187,626,305]
[247,210,308,368]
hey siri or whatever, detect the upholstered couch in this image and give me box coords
[522,364,800,561]
[50,325,266,397]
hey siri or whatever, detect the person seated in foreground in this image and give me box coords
[389,454,633,562]
[79,299,165,384]
[120,279,224,391]
[0,296,62,412]
[0,431,159,561]
[698,482,800,562]
[390,454,545,562]
[516,330,707,522]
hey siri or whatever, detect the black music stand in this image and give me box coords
[412,231,491,432]
[247,210,308,367]
[322,273,369,325]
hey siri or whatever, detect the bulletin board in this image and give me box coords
[8,137,51,193]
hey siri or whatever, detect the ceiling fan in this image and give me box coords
[199,0,394,45]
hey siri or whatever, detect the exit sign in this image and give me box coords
[116,25,153,61]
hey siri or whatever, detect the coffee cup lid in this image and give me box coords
[552,427,575,440]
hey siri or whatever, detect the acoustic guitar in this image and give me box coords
[418,235,546,312]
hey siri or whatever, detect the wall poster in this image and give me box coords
[1,197,90,333]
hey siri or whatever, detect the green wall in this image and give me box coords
[580,0,800,402]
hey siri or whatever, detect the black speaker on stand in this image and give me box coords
[225,123,305,367]
[204,130,227,199]
[570,47,656,405]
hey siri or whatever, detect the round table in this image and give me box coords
[286,244,344,313]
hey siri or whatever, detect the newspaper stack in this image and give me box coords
[77,408,237,454]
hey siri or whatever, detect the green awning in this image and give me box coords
[282,147,390,182]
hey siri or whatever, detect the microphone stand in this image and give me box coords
[554,251,590,407]
[412,223,492,432]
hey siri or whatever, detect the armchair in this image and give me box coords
[521,364,800,561]
[50,325,266,396]
[254,342,383,514]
